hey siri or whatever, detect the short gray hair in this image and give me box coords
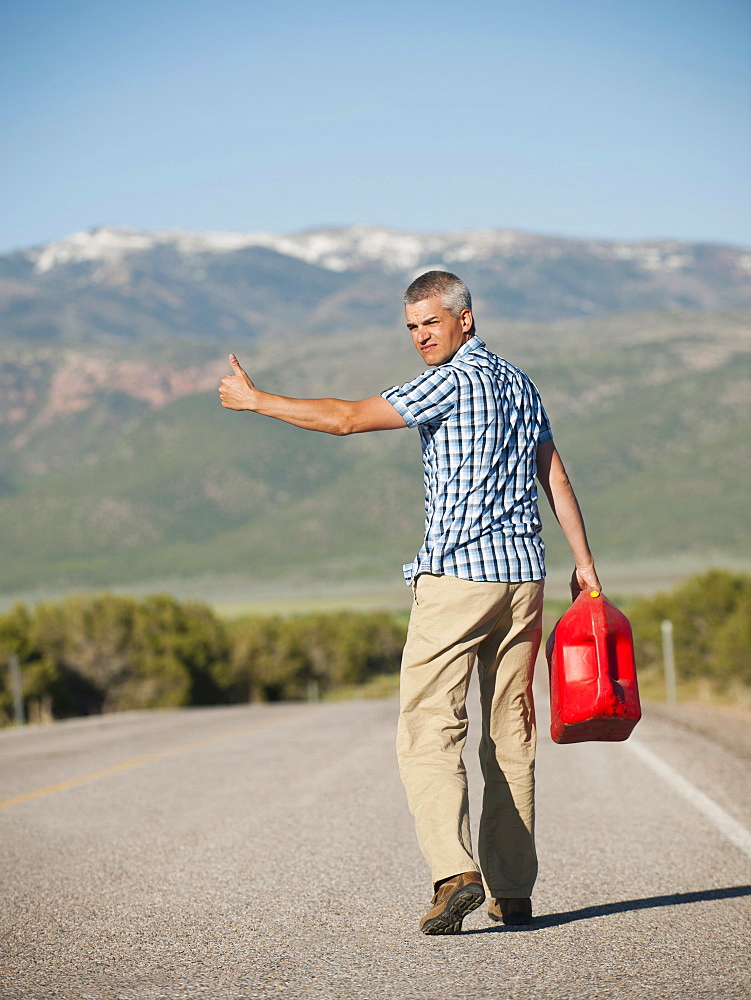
[403,270,472,317]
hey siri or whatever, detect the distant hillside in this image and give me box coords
[1,226,749,352]
[0,296,748,596]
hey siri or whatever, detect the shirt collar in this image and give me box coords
[449,334,484,363]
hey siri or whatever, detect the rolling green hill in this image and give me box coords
[0,308,748,601]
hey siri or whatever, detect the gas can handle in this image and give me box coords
[589,591,609,704]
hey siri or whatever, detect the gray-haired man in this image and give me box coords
[219,271,600,933]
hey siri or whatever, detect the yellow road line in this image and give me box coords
[0,710,305,811]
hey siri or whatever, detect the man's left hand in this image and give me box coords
[570,564,602,601]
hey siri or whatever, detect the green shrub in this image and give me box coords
[0,597,407,723]
[626,569,751,690]
[0,593,231,721]
[227,611,406,702]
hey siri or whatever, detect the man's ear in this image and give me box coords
[460,308,474,333]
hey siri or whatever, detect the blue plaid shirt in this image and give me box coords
[381,335,553,585]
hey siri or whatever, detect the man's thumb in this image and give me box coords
[229,353,245,376]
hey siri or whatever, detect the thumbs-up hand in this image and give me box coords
[219,353,256,411]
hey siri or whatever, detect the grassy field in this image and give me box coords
[2,552,748,619]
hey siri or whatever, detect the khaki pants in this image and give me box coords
[397,573,544,899]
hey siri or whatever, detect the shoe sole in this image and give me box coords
[488,909,533,926]
[421,884,486,935]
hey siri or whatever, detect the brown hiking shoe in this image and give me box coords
[419,872,485,935]
[488,897,533,926]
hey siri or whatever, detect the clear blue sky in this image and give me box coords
[1,0,749,252]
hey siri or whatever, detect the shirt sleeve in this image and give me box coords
[538,401,553,443]
[381,367,458,428]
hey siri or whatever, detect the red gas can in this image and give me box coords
[546,590,641,744]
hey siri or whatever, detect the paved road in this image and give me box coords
[1,678,749,1000]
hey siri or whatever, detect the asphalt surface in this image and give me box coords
[1,678,749,1000]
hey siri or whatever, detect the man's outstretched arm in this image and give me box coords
[218,353,407,435]
[536,438,602,599]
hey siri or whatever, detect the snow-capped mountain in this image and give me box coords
[24,223,751,277]
[0,225,748,595]
[1,224,749,349]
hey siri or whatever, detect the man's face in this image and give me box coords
[405,295,474,366]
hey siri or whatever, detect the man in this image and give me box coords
[219,270,600,934]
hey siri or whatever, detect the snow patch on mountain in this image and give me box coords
[29,224,536,274]
[30,226,264,274]
[24,223,750,278]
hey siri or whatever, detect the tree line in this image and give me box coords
[0,593,407,724]
[1,569,748,725]
[625,569,750,696]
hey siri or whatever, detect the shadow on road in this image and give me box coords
[464,885,751,933]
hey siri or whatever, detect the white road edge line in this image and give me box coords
[627,738,751,861]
